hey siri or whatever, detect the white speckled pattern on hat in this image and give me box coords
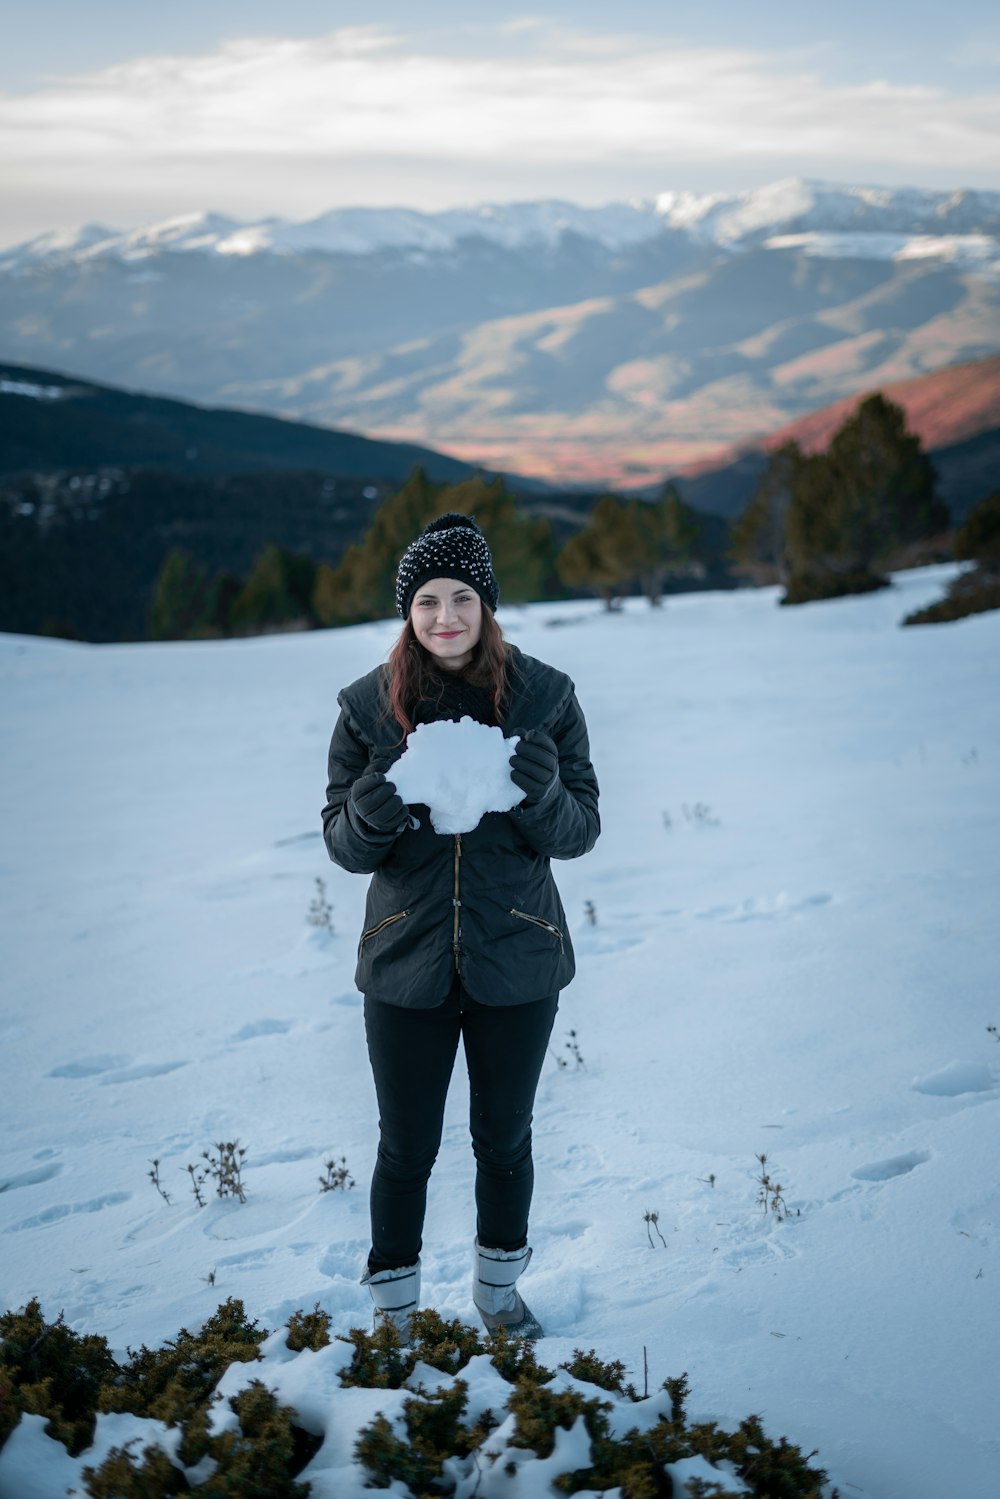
[395,513,500,617]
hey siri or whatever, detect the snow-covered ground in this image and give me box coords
[1,566,998,1498]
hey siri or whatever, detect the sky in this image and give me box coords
[1,0,999,245]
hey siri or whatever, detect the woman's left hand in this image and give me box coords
[509,729,560,804]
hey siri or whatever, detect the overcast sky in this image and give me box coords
[2,0,998,245]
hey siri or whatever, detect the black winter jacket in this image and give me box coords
[322,647,600,1007]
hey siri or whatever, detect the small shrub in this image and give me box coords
[0,1299,117,1456]
[186,1142,249,1206]
[902,552,1000,626]
[205,1142,248,1202]
[147,1159,173,1206]
[782,566,887,606]
[755,1153,798,1221]
[644,1210,668,1248]
[354,1378,501,1496]
[307,878,334,932]
[681,802,720,828]
[319,1156,354,1193]
[485,1325,553,1387]
[83,1439,186,1497]
[84,1382,316,1498]
[336,1311,551,1395]
[337,1320,410,1392]
[285,1305,332,1353]
[507,1379,614,1460]
[206,1379,311,1497]
[100,1299,266,1426]
[552,1029,585,1070]
[560,1349,640,1399]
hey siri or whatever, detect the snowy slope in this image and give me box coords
[1,567,999,1497]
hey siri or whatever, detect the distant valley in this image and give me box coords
[3,179,999,488]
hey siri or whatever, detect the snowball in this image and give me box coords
[389,716,524,835]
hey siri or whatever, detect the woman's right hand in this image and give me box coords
[349,769,408,835]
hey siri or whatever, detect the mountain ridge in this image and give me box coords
[5,179,1000,267]
[3,179,999,488]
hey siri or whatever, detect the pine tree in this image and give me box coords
[229,545,316,634]
[824,394,946,569]
[313,470,554,625]
[446,475,554,604]
[731,443,801,586]
[783,395,947,604]
[314,468,444,625]
[902,488,1000,625]
[955,489,1000,566]
[147,549,211,640]
[629,484,702,605]
[556,495,639,609]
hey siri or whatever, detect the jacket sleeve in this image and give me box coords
[322,703,401,874]
[510,688,600,860]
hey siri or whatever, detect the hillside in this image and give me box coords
[0,361,480,485]
[3,180,1000,488]
[759,351,1000,459]
[674,352,1000,522]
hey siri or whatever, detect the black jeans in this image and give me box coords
[363,978,558,1272]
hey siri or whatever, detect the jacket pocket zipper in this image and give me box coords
[510,908,565,955]
[359,910,409,950]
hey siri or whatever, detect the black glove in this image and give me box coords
[349,769,407,835]
[509,729,560,805]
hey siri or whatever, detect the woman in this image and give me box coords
[322,512,599,1339]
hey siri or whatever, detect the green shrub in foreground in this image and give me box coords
[0,1299,834,1498]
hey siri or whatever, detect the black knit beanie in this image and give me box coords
[394,513,500,617]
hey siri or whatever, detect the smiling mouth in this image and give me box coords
[434,631,464,639]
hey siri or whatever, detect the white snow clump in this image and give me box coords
[389,716,523,835]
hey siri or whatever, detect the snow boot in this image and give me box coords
[361,1259,420,1341]
[473,1239,543,1340]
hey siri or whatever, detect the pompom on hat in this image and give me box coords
[395,512,500,618]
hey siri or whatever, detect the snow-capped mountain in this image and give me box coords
[4,179,1000,269]
[3,179,1000,487]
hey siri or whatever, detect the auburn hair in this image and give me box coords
[384,605,512,735]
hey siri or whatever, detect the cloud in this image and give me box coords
[1,24,997,186]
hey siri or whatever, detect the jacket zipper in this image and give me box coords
[452,834,463,969]
[359,910,408,949]
[510,908,565,955]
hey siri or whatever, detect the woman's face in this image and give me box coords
[410,577,483,672]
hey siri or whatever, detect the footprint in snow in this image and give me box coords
[99,1060,189,1085]
[912,1061,996,1098]
[0,1161,63,1193]
[4,1192,132,1233]
[722,1236,797,1270]
[48,1053,129,1078]
[230,1018,293,1042]
[47,1055,188,1084]
[574,931,645,956]
[695,892,832,923]
[318,1242,369,1279]
[214,1246,277,1269]
[952,1187,1000,1247]
[249,1146,316,1167]
[851,1150,931,1182]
